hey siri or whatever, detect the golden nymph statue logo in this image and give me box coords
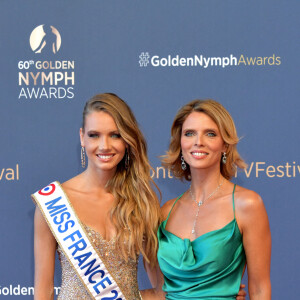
[29,25,61,54]
[17,25,75,99]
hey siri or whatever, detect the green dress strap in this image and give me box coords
[165,193,184,224]
[232,184,237,219]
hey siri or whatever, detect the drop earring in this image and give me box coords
[222,152,227,164]
[81,146,86,168]
[181,155,187,170]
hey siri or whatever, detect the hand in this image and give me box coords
[236,284,247,300]
[140,289,165,300]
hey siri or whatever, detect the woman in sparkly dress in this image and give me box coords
[33,93,162,300]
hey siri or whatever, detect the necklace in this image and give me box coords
[189,177,225,235]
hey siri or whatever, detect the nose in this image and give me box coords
[99,135,110,151]
[194,133,203,146]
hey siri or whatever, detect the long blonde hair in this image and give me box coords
[161,99,247,180]
[82,93,161,266]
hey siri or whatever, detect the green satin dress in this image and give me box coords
[157,185,246,299]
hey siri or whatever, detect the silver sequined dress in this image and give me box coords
[57,224,141,300]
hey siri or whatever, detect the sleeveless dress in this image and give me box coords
[157,185,246,300]
[57,223,141,300]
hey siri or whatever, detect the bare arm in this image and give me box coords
[140,200,178,300]
[140,260,165,300]
[237,192,271,300]
[34,206,57,300]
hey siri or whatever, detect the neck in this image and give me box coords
[81,165,116,192]
[190,165,223,201]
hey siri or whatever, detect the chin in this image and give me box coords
[98,164,118,171]
[189,163,216,170]
[90,162,116,172]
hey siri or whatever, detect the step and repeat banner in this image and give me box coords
[0,0,299,299]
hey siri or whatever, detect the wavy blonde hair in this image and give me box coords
[82,93,161,266]
[161,99,247,180]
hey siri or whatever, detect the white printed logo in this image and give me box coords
[139,52,150,67]
[29,25,61,54]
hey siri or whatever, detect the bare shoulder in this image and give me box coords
[234,185,267,224]
[61,173,83,192]
[60,174,87,205]
[161,197,178,221]
[234,185,264,210]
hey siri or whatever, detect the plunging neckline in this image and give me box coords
[161,218,237,243]
[58,182,116,244]
[82,222,116,244]
[160,184,241,243]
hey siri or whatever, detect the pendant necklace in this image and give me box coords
[189,177,225,235]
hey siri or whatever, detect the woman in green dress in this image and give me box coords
[155,99,271,299]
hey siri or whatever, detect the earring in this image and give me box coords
[125,149,130,169]
[222,152,227,164]
[181,155,187,170]
[81,146,86,168]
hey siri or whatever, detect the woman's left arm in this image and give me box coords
[141,260,165,300]
[237,191,271,300]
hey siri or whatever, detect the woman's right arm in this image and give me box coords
[34,206,57,300]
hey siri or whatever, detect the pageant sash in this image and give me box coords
[32,181,126,300]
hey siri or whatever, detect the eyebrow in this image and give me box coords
[204,128,218,132]
[87,130,120,134]
[182,127,218,132]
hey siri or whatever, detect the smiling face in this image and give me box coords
[181,111,226,172]
[80,111,127,174]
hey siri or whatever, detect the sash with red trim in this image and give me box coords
[32,181,127,300]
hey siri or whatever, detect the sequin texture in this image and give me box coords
[57,224,141,300]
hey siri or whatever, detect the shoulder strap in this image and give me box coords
[32,181,127,300]
[165,193,184,224]
[232,184,237,219]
